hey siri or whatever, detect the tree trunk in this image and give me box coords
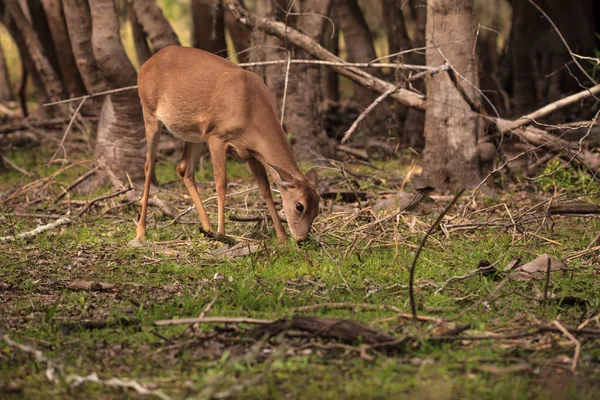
[130,0,180,52]
[88,0,147,186]
[62,0,107,94]
[508,0,596,119]
[40,0,85,98]
[0,39,14,102]
[129,3,152,66]
[26,0,61,81]
[422,0,481,190]
[269,0,336,160]
[5,0,63,103]
[191,0,227,56]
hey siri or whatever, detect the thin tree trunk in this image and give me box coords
[26,0,61,81]
[422,0,481,190]
[191,0,227,56]
[5,0,63,103]
[88,0,147,186]
[333,0,379,104]
[130,0,180,52]
[0,40,14,101]
[40,0,85,98]
[129,3,152,66]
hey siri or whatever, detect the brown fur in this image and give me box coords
[134,46,320,243]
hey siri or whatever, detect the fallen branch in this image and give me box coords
[153,316,274,326]
[248,315,394,345]
[0,217,71,243]
[55,167,99,201]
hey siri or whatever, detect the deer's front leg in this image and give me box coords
[247,158,288,243]
[178,142,214,232]
[208,139,227,235]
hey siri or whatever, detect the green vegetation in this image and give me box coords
[2,147,600,399]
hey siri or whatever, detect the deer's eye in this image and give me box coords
[296,202,305,213]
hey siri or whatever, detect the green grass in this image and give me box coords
[2,141,600,399]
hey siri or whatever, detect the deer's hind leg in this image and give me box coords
[177,142,215,232]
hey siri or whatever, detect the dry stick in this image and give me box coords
[55,166,99,202]
[153,316,274,327]
[0,217,71,243]
[238,59,434,70]
[42,85,139,107]
[77,187,133,217]
[408,189,465,319]
[1,154,32,176]
[552,320,582,372]
[340,85,399,144]
[49,97,87,163]
[291,302,401,314]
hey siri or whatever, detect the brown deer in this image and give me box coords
[134,46,320,244]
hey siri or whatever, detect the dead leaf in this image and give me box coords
[211,242,260,259]
[512,254,567,279]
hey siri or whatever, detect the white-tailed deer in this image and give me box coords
[134,46,320,243]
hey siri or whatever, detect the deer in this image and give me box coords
[133,46,320,245]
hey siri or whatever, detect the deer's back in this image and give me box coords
[138,46,279,146]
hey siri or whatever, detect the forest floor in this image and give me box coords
[1,130,600,399]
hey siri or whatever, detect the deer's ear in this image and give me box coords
[305,167,319,188]
[268,164,295,188]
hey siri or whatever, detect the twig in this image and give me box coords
[408,189,465,319]
[77,187,133,217]
[1,154,32,176]
[552,319,581,372]
[341,85,399,144]
[49,98,86,163]
[43,85,139,107]
[0,217,71,243]
[55,166,99,201]
[238,59,434,70]
[154,316,274,327]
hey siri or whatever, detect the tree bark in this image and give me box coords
[0,39,13,102]
[40,0,85,97]
[88,0,147,186]
[191,0,227,56]
[26,0,61,80]
[62,0,107,95]
[267,0,336,160]
[129,3,152,66]
[5,1,63,103]
[130,0,180,52]
[422,0,481,190]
